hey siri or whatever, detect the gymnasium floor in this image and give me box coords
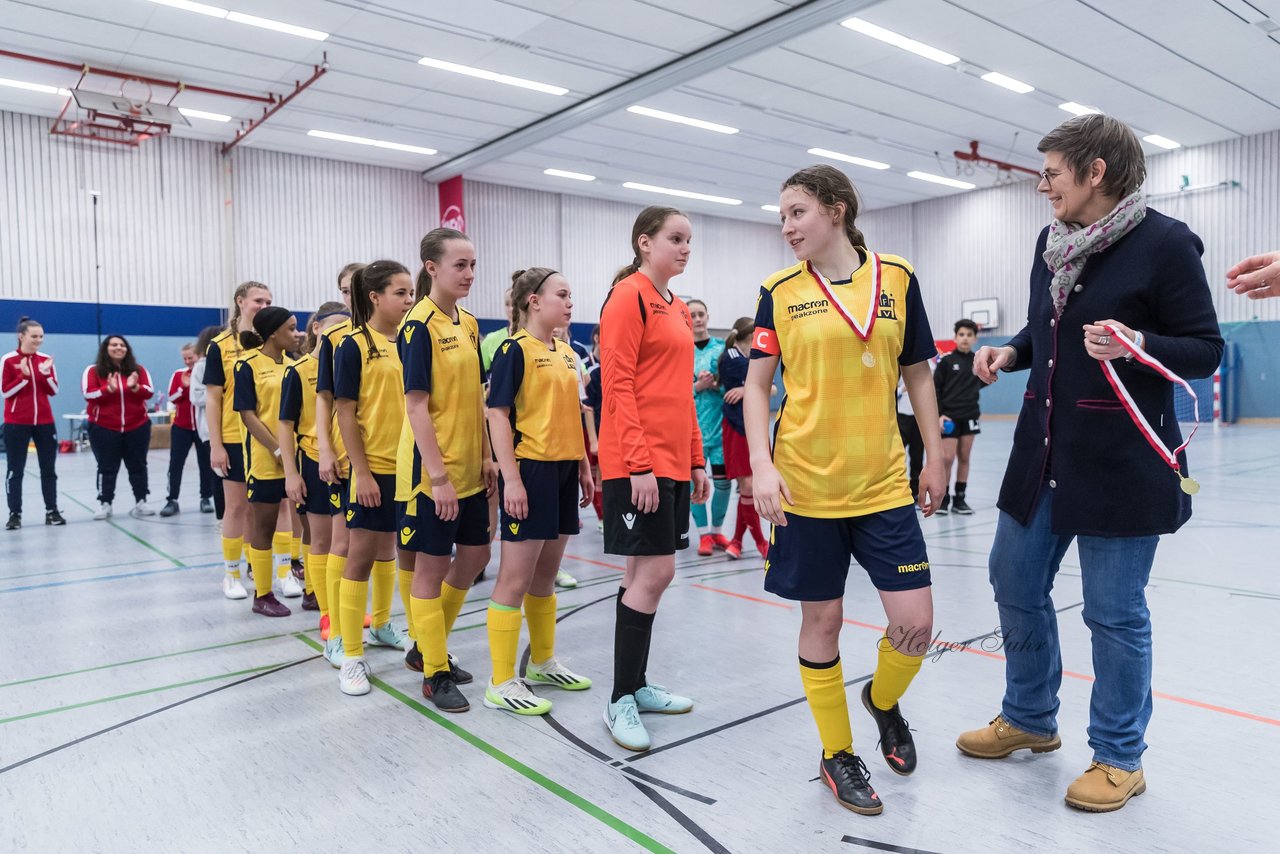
[1,422,1275,854]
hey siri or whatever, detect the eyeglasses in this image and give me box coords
[1039,168,1064,184]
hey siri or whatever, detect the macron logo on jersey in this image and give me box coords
[403,326,415,344]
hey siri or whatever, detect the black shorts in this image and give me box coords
[223,443,246,483]
[500,459,580,541]
[345,472,398,533]
[764,503,931,600]
[398,491,491,556]
[328,477,349,516]
[602,477,690,556]
[246,475,284,505]
[942,414,981,438]
[298,454,331,516]
[709,462,727,479]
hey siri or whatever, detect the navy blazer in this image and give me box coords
[998,209,1223,537]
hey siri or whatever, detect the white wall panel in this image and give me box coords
[464,180,561,320]
[558,193,642,326]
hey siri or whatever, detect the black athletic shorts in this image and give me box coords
[246,475,284,505]
[398,491,491,556]
[223,443,246,483]
[298,454,331,516]
[942,414,981,438]
[602,477,690,556]
[500,459,580,541]
[344,472,397,533]
[328,476,349,516]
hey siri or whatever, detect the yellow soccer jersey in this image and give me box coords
[205,329,247,444]
[333,327,404,476]
[751,251,936,518]
[486,330,585,462]
[232,350,287,481]
[316,318,352,475]
[395,298,484,501]
[279,354,320,461]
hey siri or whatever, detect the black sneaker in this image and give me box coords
[301,590,319,611]
[251,592,291,618]
[861,681,917,776]
[5,513,20,530]
[405,642,424,673]
[199,497,214,513]
[160,500,180,517]
[819,751,882,815]
[45,509,66,526]
[936,494,951,516]
[951,496,974,515]
[291,558,305,582]
[422,671,470,713]
[448,653,473,685]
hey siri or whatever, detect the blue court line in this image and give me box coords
[0,561,223,594]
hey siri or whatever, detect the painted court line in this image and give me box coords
[0,561,222,594]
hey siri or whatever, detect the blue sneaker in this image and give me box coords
[367,622,407,649]
[324,636,345,669]
[604,695,650,751]
[635,683,693,714]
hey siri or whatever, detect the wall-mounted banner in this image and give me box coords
[439,175,466,232]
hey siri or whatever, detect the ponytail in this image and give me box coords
[306,301,349,354]
[228,281,270,352]
[509,267,559,333]
[724,316,755,351]
[417,227,469,303]
[350,260,410,359]
[612,205,684,288]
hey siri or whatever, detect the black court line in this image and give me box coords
[842,834,943,854]
[0,656,317,776]
[633,782,733,854]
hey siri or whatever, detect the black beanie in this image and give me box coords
[253,306,292,341]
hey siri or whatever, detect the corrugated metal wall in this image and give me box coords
[464,181,562,320]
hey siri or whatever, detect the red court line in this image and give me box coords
[692,581,1280,728]
[563,553,626,572]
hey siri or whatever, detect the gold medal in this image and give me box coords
[861,350,876,368]
[1179,474,1200,496]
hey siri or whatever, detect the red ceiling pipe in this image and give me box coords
[953,140,1041,178]
[221,56,327,154]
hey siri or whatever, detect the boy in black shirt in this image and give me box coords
[934,319,982,515]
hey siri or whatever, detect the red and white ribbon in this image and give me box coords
[1098,324,1198,473]
[807,252,881,341]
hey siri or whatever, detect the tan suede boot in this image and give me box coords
[956,715,1062,758]
[1064,762,1146,812]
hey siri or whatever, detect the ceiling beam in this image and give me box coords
[421,0,880,182]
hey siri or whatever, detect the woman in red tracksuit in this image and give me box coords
[3,317,64,529]
[82,334,155,520]
[161,342,214,517]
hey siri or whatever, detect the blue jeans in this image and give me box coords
[989,490,1158,771]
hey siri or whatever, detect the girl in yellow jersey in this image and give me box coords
[205,281,272,600]
[744,165,945,815]
[233,306,299,618]
[397,228,497,713]
[333,261,415,696]
[482,268,596,716]
[279,302,350,652]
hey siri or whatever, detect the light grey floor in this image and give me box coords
[1,422,1276,854]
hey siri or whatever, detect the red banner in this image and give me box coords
[439,175,466,232]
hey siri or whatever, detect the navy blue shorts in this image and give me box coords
[246,475,284,505]
[223,443,246,483]
[298,454,331,516]
[345,472,397,533]
[398,491,490,556]
[500,459,580,542]
[328,476,348,516]
[764,503,931,600]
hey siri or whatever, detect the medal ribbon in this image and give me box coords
[1098,325,1198,475]
[807,252,881,342]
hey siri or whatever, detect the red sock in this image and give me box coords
[592,487,603,520]
[742,499,765,545]
[734,497,750,542]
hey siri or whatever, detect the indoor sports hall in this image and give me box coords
[1,2,1277,852]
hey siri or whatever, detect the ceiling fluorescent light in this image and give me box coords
[308,130,436,156]
[1059,101,1101,116]
[622,181,741,206]
[418,56,567,96]
[544,168,595,181]
[225,11,328,40]
[807,147,891,170]
[981,71,1034,94]
[1142,134,1181,150]
[840,18,959,65]
[0,78,71,97]
[147,0,228,17]
[761,204,781,213]
[179,107,231,122]
[626,105,738,135]
[907,170,975,190]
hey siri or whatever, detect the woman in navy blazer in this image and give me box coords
[956,115,1223,813]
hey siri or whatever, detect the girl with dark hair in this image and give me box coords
[745,164,944,815]
[205,281,273,600]
[717,316,768,559]
[333,261,416,695]
[160,342,214,517]
[687,298,732,555]
[397,228,495,712]
[598,205,710,751]
[482,267,595,716]
[83,334,157,520]
[3,318,63,529]
[189,325,224,517]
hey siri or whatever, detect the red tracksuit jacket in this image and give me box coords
[2,350,58,426]
[167,368,195,431]
[83,364,154,432]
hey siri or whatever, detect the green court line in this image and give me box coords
[3,551,222,582]
[293,633,673,853]
[62,493,186,567]
[0,663,287,724]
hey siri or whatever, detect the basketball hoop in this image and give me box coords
[120,78,152,117]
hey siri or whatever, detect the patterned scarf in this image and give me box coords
[1043,190,1147,316]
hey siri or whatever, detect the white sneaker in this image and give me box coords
[222,574,248,600]
[340,657,372,696]
[93,502,112,520]
[324,636,345,669]
[130,501,155,517]
[555,569,578,589]
[367,621,408,649]
[483,676,551,716]
[525,656,592,691]
[276,573,303,598]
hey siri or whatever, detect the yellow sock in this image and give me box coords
[301,543,313,593]
[440,581,468,633]
[272,531,291,578]
[870,638,924,711]
[397,568,416,640]
[799,657,852,759]
[411,595,447,676]
[307,551,328,615]
[371,559,396,629]
[290,534,302,561]
[339,577,368,658]
[247,546,273,598]
[523,593,557,664]
[221,536,243,577]
[487,603,522,684]
[326,554,346,637]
